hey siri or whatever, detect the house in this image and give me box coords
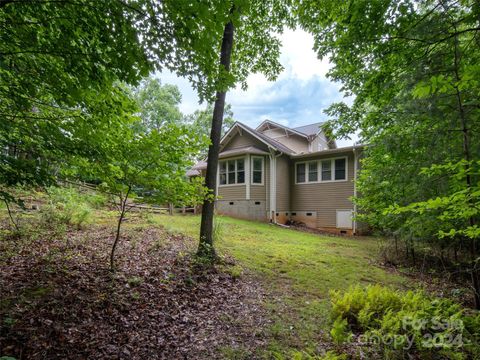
[189,120,364,235]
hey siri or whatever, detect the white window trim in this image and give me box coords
[218,156,246,187]
[251,156,264,186]
[295,156,348,185]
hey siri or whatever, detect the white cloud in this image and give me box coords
[279,29,332,81]
[156,29,356,146]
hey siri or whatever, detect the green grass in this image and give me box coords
[152,214,407,356]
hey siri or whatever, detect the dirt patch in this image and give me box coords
[0,223,268,359]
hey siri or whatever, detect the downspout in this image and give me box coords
[246,153,250,200]
[269,149,283,224]
[268,149,275,222]
[353,147,357,235]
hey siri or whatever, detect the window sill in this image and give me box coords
[295,179,349,185]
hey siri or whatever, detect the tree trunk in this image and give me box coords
[453,31,479,309]
[198,17,235,259]
[110,186,131,271]
[4,199,19,232]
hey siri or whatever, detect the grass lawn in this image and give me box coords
[153,214,407,356]
[0,204,409,359]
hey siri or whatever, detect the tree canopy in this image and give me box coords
[296,0,480,307]
[132,77,184,131]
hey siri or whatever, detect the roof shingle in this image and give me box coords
[292,122,325,136]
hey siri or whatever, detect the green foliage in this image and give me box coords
[330,285,480,358]
[330,317,351,345]
[388,161,480,241]
[296,0,480,302]
[82,119,208,208]
[0,1,152,200]
[131,77,184,131]
[212,219,225,244]
[40,187,94,229]
[1,0,294,206]
[184,103,235,158]
[154,0,293,102]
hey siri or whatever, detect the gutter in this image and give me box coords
[290,144,366,158]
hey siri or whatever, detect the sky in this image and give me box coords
[157,29,357,147]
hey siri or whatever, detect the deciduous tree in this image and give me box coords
[296,0,480,306]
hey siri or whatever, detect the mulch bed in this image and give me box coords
[0,222,268,359]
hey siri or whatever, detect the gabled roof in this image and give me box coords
[221,122,295,154]
[256,120,309,139]
[292,122,325,136]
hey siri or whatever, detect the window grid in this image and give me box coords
[252,156,264,184]
[296,157,347,184]
[219,158,246,185]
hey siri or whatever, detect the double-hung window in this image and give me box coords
[296,157,347,183]
[296,163,306,183]
[334,158,346,180]
[321,160,332,181]
[252,156,264,184]
[219,158,245,185]
[308,161,318,182]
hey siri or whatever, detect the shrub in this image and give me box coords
[329,285,480,359]
[42,187,93,229]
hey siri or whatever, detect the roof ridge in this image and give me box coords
[292,121,324,129]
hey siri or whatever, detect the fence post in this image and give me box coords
[168,203,173,215]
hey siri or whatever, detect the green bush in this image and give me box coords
[41,187,94,229]
[330,285,480,359]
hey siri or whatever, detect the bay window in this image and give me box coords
[219,158,245,185]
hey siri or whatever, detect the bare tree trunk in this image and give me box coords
[198,16,235,259]
[110,186,131,271]
[453,31,479,309]
[4,199,19,232]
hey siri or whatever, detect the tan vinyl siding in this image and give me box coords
[261,128,286,138]
[290,152,355,228]
[218,185,246,200]
[223,131,269,152]
[275,155,290,211]
[310,133,329,151]
[273,134,309,153]
[260,128,309,153]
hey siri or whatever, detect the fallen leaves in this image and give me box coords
[0,221,267,359]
